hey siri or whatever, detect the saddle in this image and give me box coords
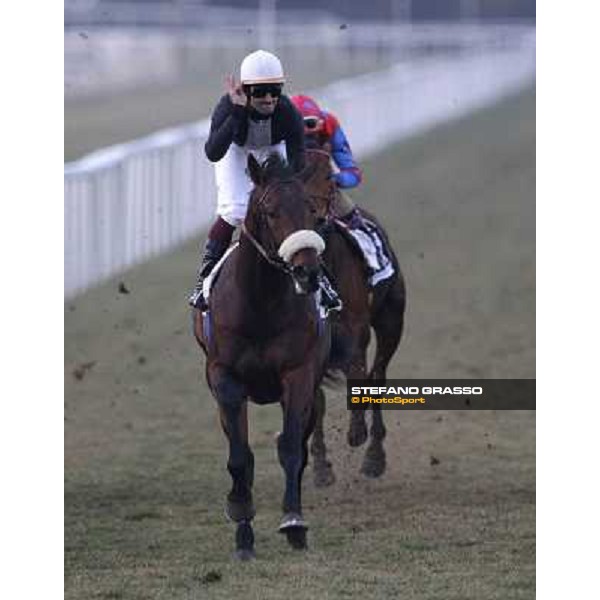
[325,213,395,287]
[201,242,239,306]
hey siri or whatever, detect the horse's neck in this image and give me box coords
[236,236,291,309]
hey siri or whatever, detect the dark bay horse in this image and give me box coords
[193,153,333,559]
[304,147,406,485]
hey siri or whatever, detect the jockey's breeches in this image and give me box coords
[332,189,356,218]
[214,141,287,226]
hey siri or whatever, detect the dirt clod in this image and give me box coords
[197,570,222,584]
[73,361,96,381]
[430,455,441,466]
[124,511,161,522]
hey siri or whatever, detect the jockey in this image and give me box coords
[290,94,365,229]
[188,50,341,312]
[290,94,394,287]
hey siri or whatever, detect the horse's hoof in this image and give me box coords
[279,512,308,532]
[361,459,386,478]
[233,548,256,561]
[285,527,308,550]
[347,423,368,447]
[361,446,386,478]
[279,514,308,550]
[225,499,255,523]
[313,463,336,488]
[279,513,308,549]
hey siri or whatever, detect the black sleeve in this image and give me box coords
[283,98,306,173]
[204,95,248,162]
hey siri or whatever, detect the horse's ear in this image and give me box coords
[247,154,264,186]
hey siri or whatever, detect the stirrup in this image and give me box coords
[323,295,343,315]
[319,277,343,315]
[188,284,208,311]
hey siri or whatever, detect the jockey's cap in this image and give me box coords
[291,95,325,134]
[291,95,322,119]
[240,50,285,85]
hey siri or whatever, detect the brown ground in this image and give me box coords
[65,88,535,599]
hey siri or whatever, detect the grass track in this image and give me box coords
[65,88,535,599]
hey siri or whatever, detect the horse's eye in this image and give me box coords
[266,211,279,219]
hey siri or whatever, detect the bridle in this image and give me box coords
[241,179,319,276]
[241,222,291,273]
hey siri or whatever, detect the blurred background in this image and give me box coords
[65,6,536,598]
[65,1,535,160]
[65,0,535,298]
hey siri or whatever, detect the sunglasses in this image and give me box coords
[246,84,283,98]
[304,116,321,130]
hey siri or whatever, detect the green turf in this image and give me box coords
[65,88,535,599]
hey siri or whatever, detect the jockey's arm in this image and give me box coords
[204,95,247,162]
[328,119,362,189]
[282,96,306,172]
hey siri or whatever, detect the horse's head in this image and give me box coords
[245,153,324,294]
[302,145,336,221]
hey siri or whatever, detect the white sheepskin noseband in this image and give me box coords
[278,230,325,262]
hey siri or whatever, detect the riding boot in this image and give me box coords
[319,273,343,314]
[188,239,228,310]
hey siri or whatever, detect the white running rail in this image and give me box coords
[64,31,535,298]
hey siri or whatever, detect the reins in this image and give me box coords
[241,181,294,274]
[241,221,292,273]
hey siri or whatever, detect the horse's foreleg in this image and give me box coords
[347,344,369,448]
[278,369,316,549]
[310,387,335,487]
[361,404,387,478]
[214,373,255,559]
[361,355,388,478]
[218,401,255,522]
[361,277,406,478]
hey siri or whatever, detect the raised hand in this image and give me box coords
[226,74,247,107]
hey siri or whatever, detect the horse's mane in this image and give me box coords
[305,136,322,150]
[246,153,296,232]
[262,153,294,183]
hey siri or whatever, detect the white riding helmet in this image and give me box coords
[240,50,285,85]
